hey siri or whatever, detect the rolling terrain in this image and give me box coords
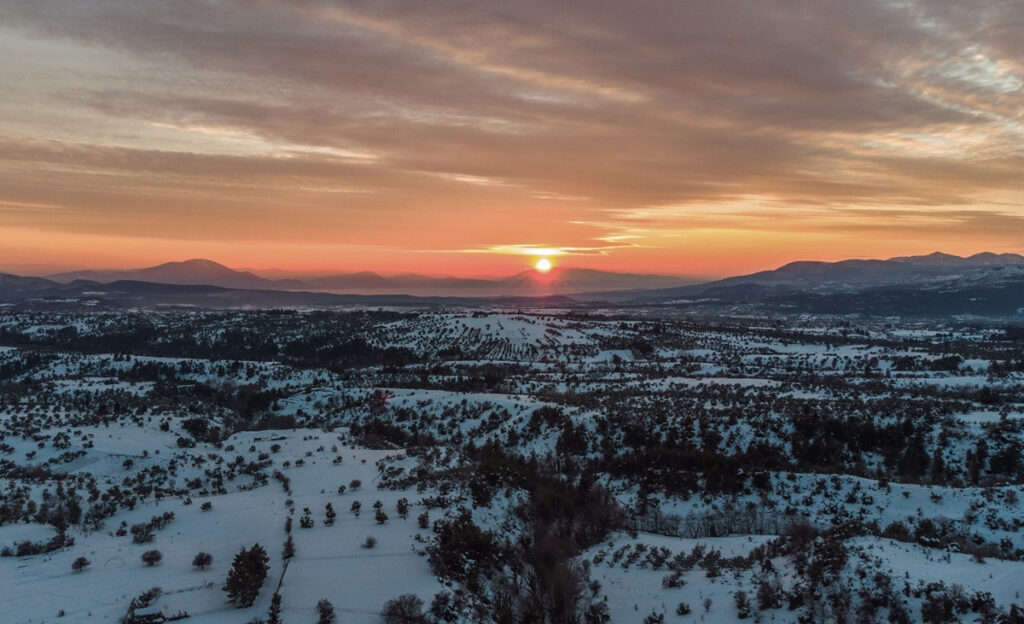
[1,309,1023,623]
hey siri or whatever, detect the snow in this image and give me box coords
[4,310,1024,622]
[0,431,441,624]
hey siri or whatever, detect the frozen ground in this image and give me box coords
[2,310,1024,623]
[0,430,441,624]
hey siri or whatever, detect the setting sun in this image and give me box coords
[535,258,552,272]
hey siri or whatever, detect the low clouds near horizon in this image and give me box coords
[1,0,1022,276]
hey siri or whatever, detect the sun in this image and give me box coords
[535,258,552,273]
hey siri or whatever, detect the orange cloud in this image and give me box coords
[0,1,1022,276]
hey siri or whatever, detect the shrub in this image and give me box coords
[131,526,154,544]
[128,587,163,611]
[71,556,90,572]
[756,576,783,609]
[193,552,213,570]
[382,594,426,624]
[362,536,378,549]
[142,550,163,566]
[882,520,911,541]
[734,591,751,619]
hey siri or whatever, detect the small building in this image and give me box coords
[126,605,165,624]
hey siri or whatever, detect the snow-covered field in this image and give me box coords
[1,309,1023,623]
[1,431,440,624]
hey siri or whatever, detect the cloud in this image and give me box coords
[459,243,642,257]
[0,0,1022,270]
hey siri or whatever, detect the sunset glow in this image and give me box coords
[3,5,1024,615]
[0,2,1022,277]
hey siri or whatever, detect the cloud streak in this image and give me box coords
[0,0,1021,274]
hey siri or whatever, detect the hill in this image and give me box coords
[47,260,694,297]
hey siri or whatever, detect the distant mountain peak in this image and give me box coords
[635,250,1024,303]
[888,251,1024,266]
[138,258,247,275]
[156,258,232,269]
[46,258,279,290]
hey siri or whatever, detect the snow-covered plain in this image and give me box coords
[1,431,440,623]
[1,309,1023,623]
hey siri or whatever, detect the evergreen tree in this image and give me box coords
[324,502,337,526]
[317,598,337,624]
[267,592,282,624]
[224,543,270,607]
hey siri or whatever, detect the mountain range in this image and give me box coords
[47,259,693,297]
[621,251,1024,302]
[604,251,1024,317]
[3,252,1024,316]
[48,259,303,291]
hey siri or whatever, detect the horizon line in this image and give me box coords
[4,249,1024,284]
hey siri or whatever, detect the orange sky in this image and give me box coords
[1,2,1022,278]
[2,223,1020,279]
